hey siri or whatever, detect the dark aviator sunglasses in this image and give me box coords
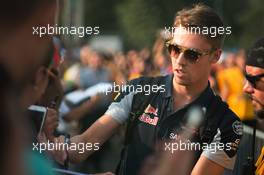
[245,73,264,88]
[165,42,215,63]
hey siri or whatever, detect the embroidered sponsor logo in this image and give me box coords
[144,104,158,115]
[232,120,243,135]
[229,139,241,151]
[139,113,159,126]
[138,104,159,126]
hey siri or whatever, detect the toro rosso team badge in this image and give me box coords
[232,120,243,135]
[138,104,159,126]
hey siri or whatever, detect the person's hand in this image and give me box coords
[37,133,67,165]
[51,136,68,165]
[43,108,59,140]
[36,131,48,143]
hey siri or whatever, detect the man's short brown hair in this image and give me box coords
[174,4,225,48]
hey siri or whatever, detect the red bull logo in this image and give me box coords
[139,113,159,126]
[144,104,158,116]
[138,104,159,126]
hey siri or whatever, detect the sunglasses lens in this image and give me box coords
[166,43,204,63]
[245,74,256,87]
[168,44,180,55]
[184,50,200,62]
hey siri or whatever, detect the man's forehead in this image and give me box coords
[172,31,212,49]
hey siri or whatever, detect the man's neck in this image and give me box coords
[172,78,208,107]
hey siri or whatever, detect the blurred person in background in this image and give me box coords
[0,65,28,175]
[113,52,129,83]
[79,47,110,89]
[127,50,146,80]
[216,51,254,122]
[21,44,53,108]
[152,31,172,76]
[19,41,69,168]
[0,0,57,89]
[139,48,154,76]
[0,0,57,175]
[236,49,247,71]
[153,53,172,75]
[208,58,225,94]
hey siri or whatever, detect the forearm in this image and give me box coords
[68,115,121,163]
[191,156,224,175]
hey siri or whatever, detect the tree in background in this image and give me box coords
[65,0,264,50]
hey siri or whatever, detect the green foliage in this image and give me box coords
[237,0,264,48]
[80,0,264,50]
[116,0,161,49]
[84,0,120,32]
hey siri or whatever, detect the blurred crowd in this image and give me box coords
[60,34,255,126]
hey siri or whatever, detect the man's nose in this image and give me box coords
[243,80,254,94]
[175,52,187,65]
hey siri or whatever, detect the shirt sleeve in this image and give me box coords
[104,91,135,124]
[201,116,243,170]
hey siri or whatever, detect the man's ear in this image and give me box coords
[210,49,222,64]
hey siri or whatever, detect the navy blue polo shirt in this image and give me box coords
[105,74,242,175]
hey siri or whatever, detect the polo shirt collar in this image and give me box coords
[163,73,214,109]
[163,74,173,98]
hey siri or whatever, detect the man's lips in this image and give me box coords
[175,69,187,74]
[249,95,255,102]
[250,95,257,102]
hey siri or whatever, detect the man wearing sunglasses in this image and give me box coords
[243,38,264,131]
[63,4,242,175]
